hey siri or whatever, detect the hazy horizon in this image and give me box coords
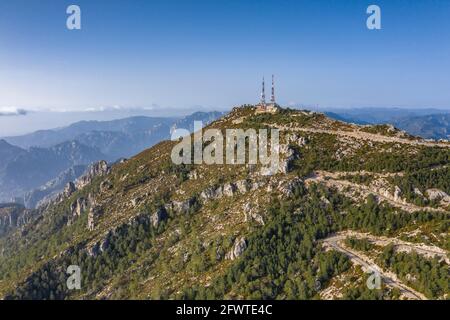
[1,105,449,138]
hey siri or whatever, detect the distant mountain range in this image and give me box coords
[393,114,450,140]
[0,111,224,206]
[5,111,223,160]
[0,140,105,203]
[324,108,450,140]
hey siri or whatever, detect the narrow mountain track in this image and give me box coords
[305,171,447,213]
[322,234,428,300]
[270,124,450,149]
[331,231,449,264]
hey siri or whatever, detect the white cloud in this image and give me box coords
[0,107,28,116]
[38,105,161,113]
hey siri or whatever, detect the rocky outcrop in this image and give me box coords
[100,180,113,192]
[370,179,407,205]
[130,197,142,208]
[86,206,167,256]
[75,161,110,190]
[226,237,247,260]
[165,198,196,215]
[151,208,168,227]
[70,197,89,217]
[426,189,449,201]
[188,170,202,180]
[0,204,36,236]
[29,161,109,211]
[279,145,299,174]
[393,186,402,202]
[87,206,103,231]
[23,165,86,209]
[320,195,331,208]
[87,242,100,257]
[235,180,251,193]
[286,133,307,147]
[64,182,77,198]
[223,183,237,197]
[67,193,95,226]
[200,180,261,202]
[200,183,237,201]
[414,188,424,197]
[243,203,265,225]
[100,233,111,252]
[426,189,450,206]
[277,177,303,197]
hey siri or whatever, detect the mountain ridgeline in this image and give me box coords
[325,109,450,140]
[0,112,224,206]
[0,106,448,300]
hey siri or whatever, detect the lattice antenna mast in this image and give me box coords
[260,77,266,108]
[271,74,275,104]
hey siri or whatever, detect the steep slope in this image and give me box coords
[0,141,106,202]
[0,140,26,172]
[0,106,448,300]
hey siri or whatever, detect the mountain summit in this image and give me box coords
[0,106,448,300]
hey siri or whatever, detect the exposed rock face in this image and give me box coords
[277,178,303,197]
[200,180,260,202]
[87,206,103,231]
[0,204,35,235]
[76,161,110,190]
[226,237,247,260]
[223,183,237,197]
[188,171,202,180]
[200,186,223,201]
[236,180,251,193]
[393,186,402,202]
[87,242,100,257]
[414,188,424,197]
[100,233,111,252]
[29,161,109,210]
[23,165,86,209]
[426,189,450,206]
[371,179,407,204]
[320,196,331,208]
[242,203,265,225]
[279,145,299,174]
[71,197,88,217]
[64,182,76,198]
[245,212,265,226]
[151,208,168,227]
[165,198,196,215]
[426,189,449,201]
[100,180,113,192]
[130,197,142,207]
[287,133,307,147]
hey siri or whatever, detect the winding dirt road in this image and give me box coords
[271,124,450,149]
[322,233,428,300]
[305,170,447,213]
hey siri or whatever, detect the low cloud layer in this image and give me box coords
[0,107,28,116]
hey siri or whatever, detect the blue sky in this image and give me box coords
[1,0,450,112]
